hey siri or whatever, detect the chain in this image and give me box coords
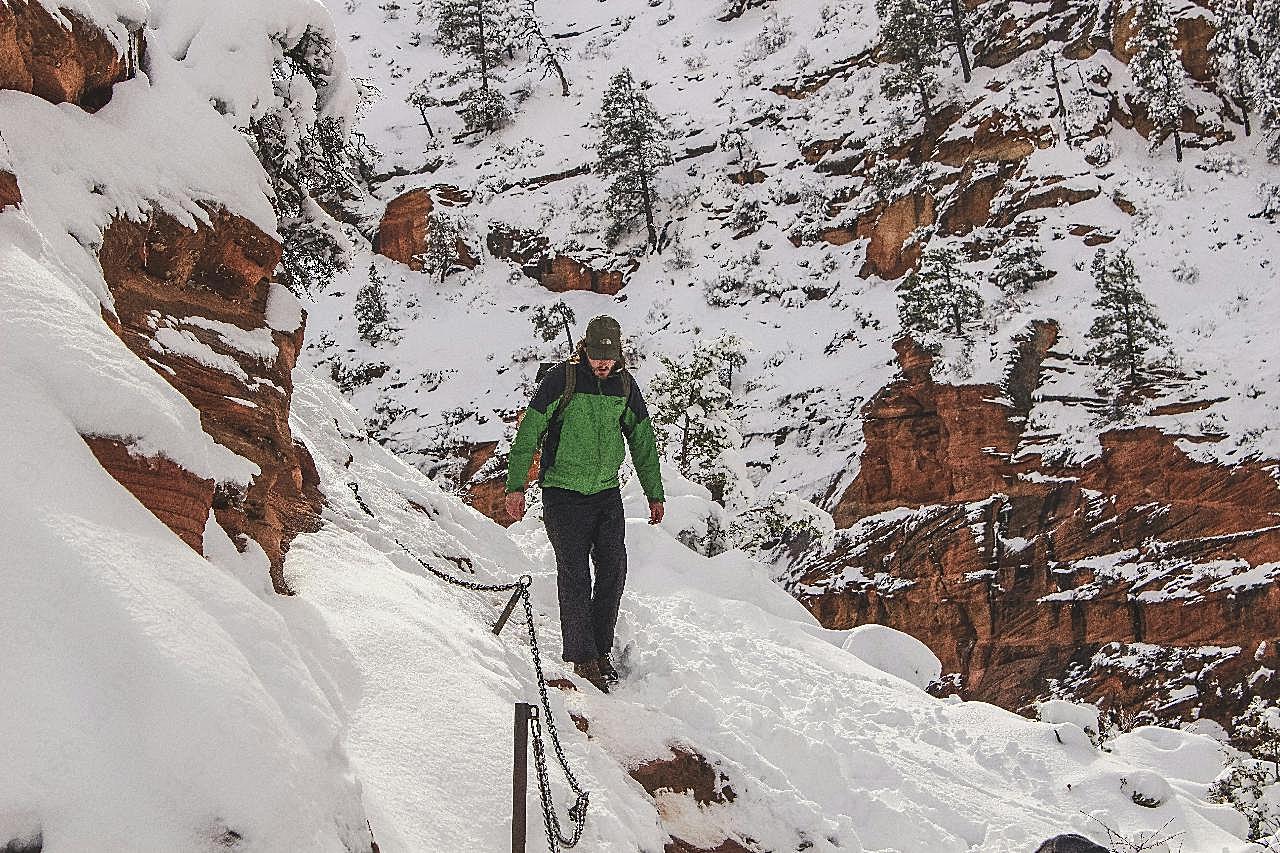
[521,592,589,850]
[393,537,526,593]
[392,537,588,850]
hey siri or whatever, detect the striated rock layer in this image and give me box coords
[793,336,1280,732]
[96,207,323,592]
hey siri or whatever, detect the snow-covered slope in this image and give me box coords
[308,0,1280,507]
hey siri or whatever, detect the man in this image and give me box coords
[504,315,665,693]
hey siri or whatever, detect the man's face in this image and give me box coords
[588,357,615,378]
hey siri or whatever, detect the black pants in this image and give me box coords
[542,486,627,663]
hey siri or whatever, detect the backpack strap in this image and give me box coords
[545,358,577,434]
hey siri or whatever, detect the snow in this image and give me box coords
[0,218,255,483]
[266,281,305,333]
[840,624,943,690]
[1038,699,1102,736]
[179,316,279,361]
[151,326,251,381]
[0,368,368,852]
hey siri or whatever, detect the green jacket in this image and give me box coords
[506,359,665,501]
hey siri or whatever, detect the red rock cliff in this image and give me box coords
[795,337,1280,732]
[97,207,323,592]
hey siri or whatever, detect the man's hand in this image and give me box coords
[648,500,665,525]
[505,491,526,522]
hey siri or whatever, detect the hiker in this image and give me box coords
[504,315,665,693]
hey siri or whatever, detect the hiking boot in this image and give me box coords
[597,655,620,688]
[572,659,610,694]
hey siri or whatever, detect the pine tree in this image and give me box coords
[1252,0,1280,160]
[248,28,358,295]
[876,0,946,120]
[1129,0,1187,161]
[433,0,511,133]
[941,0,974,83]
[355,264,392,344]
[434,0,507,84]
[897,245,984,339]
[418,212,461,282]
[1086,247,1169,386]
[405,80,439,136]
[516,0,570,96]
[993,238,1055,295]
[648,334,748,504]
[457,85,511,134]
[1210,0,1256,136]
[594,69,673,249]
[530,301,576,354]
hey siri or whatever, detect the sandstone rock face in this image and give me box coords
[97,207,323,592]
[855,192,935,280]
[0,169,20,209]
[84,436,215,552]
[373,186,477,273]
[795,338,1280,731]
[628,744,753,853]
[488,223,634,295]
[0,0,140,110]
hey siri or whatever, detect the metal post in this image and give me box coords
[493,587,523,636]
[493,577,531,637]
[513,702,533,853]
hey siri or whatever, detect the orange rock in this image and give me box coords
[84,436,215,552]
[98,207,323,593]
[0,0,140,110]
[374,187,477,273]
[0,169,20,209]
[488,223,634,295]
[853,192,936,280]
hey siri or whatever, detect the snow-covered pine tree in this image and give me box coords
[897,245,984,339]
[594,69,673,249]
[530,301,576,355]
[648,335,747,505]
[941,0,973,83]
[433,0,512,133]
[1251,0,1280,160]
[1210,0,1256,136]
[457,86,512,134]
[418,212,461,282]
[1129,0,1187,161]
[993,238,1055,295]
[516,0,570,96]
[876,0,947,120]
[1086,247,1169,386]
[355,264,393,344]
[405,80,439,135]
[248,27,359,295]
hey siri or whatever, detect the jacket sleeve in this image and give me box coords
[505,368,565,494]
[622,381,665,502]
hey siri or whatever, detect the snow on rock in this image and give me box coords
[1038,699,1102,737]
[841,624,943,690]
[0,218,254,483]
[0,366,373,852]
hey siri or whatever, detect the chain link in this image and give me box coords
[393,538,588,851]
